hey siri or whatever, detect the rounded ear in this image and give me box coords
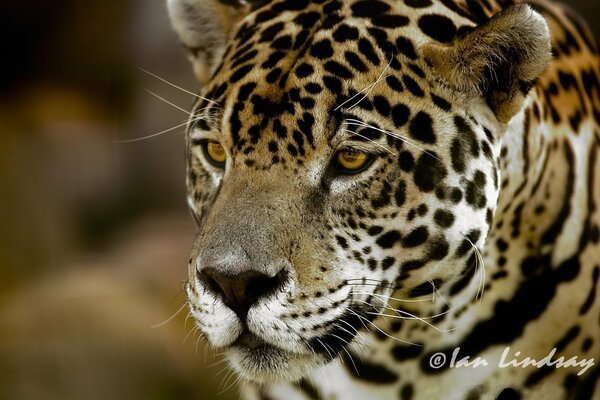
[421,4,551,122]
[167,0,253,83]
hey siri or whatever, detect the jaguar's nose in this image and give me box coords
[198,268,286,319]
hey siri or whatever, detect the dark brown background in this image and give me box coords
[0,1,598,399]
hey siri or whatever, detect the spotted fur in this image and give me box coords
[167,0,600,398]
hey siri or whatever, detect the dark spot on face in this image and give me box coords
[409,111,436,144]
[403,75,425,97]
[230,64,253,83]
[399,151,414,172]
[310,39,334,59]
[259,22,285,42]
[377,230,402,249]
[402,226,429,247]
[413,152,447,192]
[395,36,418,60]
[294,11,321,29]
[405,0,432,7]
[345,51,369,72]
[374,96,391,116]
[450,187,463,203]
[333,24,360,42]
[367,226,384,236]
[266,67,282,83]
[392,104,410,128]
[237,82,257,102]
[358,38,381,65]
[323,75,343,93]
[336,235,348,249]
[371,14,410,28]
[295,63,314,78]
[351,0,391,18]
[454,116,480,157]
[427,236,449,260]
[496,388,522,400]
[395,180,407,206]
[400,383,414,400]
[434,209,455,228]
[272,34,293,50]
[382,256,395,270]
[262,51,286,68]
[386,76,404,92]
[418,14,457,43]
[450,139,466,173]
[431,94,451,111]
[305,82,322,94]
[408,63,425,78]
[324,60,353,79]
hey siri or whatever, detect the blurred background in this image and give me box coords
[0,1,598,399]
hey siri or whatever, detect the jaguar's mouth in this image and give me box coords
[223,308,374,383]
[225,330,321,384]
[234,331,271,350]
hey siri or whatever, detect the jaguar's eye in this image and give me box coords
[334,148,372,174]
[203,141,227,168]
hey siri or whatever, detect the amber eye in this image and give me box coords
[335,149,371,173]
[203,141,227,167]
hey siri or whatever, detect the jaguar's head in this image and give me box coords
[167,0,551,384]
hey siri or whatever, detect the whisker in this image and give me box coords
[334,55,393,111]
[363,307,454,334]
[182,323,199,345]
[138,66,220,107]
[115,120,189,143]
[345,119,441,161]
[207,358,229,370]
[314,337,335,360]
[340,129,397,155]
[150,302,188,329]
[347,57,394,111]
[358,297,455,325]
[219,371,241,395]
[144,88,193,115]
[353,291,433,303]
[346,308,422,346]
[464,236,486,300]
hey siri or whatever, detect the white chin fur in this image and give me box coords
[225,346,324,384]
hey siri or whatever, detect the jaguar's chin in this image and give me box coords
[224,333,323,384]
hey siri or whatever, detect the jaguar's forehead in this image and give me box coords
[191,0,478,166]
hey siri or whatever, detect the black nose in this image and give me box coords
[199,268,286,319]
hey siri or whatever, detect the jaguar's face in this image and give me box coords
[170,0,548,385]
[183,19,501,387]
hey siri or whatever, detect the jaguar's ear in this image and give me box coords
[421,4,551,122]
[167,0,254,83]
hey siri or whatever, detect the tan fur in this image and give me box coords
[167,0,250,83]
[421,4,552,122]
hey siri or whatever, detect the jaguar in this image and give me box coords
[166,0,600,398]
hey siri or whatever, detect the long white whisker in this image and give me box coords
[183,324,199,345]
[334,56,394,111]
[115,120,189,143]
[150,302,187,329]
[347,57,394,111]
[345,119,441,161]
[464,236,486,300]
[144,88,193,115]
[363,305,454,334]
[346,308,421,346]
[138,66,220,106]
[358,297,456,327]
[340,128,397,156]
[353,291,432,304]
